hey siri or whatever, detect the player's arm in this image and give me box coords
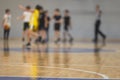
[58,17,63,24]
[52,12,56,20]
[18,5,34,13]
[18,5,26,11]
[59,18,63,24]
[48,17,51,22]
[52,15,55,20]
[69,17,72,29]
[45,16,48,28]
[2,15,6,27]
[17,14,25,20]
[2,18,5,28]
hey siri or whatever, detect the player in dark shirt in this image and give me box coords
[63,10,73,43]
[45,11,51,42]
[93,5,106,44]
[53,9,62,43]
[37,7,48,44]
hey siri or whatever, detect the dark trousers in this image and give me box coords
[4,29,10,40]
[45,28,49,42]
[94,20,106,42]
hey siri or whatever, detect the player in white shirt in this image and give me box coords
[2,9,11,40]
[18,6,32,41]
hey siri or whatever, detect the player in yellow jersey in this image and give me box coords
[29,7,39,31]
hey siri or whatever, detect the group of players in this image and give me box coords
[2,4,106,47]
[2,4,74,47]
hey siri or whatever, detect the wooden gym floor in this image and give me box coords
[0,39,120,80]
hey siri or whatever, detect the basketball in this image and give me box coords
[4,24,10,30]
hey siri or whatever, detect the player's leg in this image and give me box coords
[94,21,99,43]
[55,30,60,43]
[26,28,38,46]
[65,25,73,43]
[98,21,106,40]
[68,32,73,43]
[54,23,58,42]
[98,30,106,39]
[23,22,30,41]
[4,29,6,40]
[6,28,10,40]
[22,23,26,41]
[63,31,67,42]
[41,30,47,43]
[63,25,67,42]
[55,23,61,43]
[45,28,49,42]
[26,29,32,46]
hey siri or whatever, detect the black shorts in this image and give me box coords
[23,22,29,31]
[38,25,45,31]
[54,23,61,31]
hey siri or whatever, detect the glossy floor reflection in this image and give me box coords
[0,40,120,79]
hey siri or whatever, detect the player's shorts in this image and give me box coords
[23,22,29,31]
[38,25,46,31]
[54,23,61,31]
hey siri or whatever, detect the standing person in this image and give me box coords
[53,9,62,43]
[45,10,51,42]
[93,5,106,43]
[37,7,48,44]
[63,10,73,43]
[17,6,32,41]
[2,9,11,40]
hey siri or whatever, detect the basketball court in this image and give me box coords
[0,0,120,80]
[0,39,120,80]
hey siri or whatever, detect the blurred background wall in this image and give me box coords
[0,0,120,41]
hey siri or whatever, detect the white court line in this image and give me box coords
[39,66,109,79]
[56,63,120,68]
[0,64,109,79]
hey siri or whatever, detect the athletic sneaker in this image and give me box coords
[41,40,46,44]
[26,42,31,46]
[35,36,41,44]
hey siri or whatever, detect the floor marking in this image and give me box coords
[56,64,120,68]
[0,64,109,79]
[39,66,109,79]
